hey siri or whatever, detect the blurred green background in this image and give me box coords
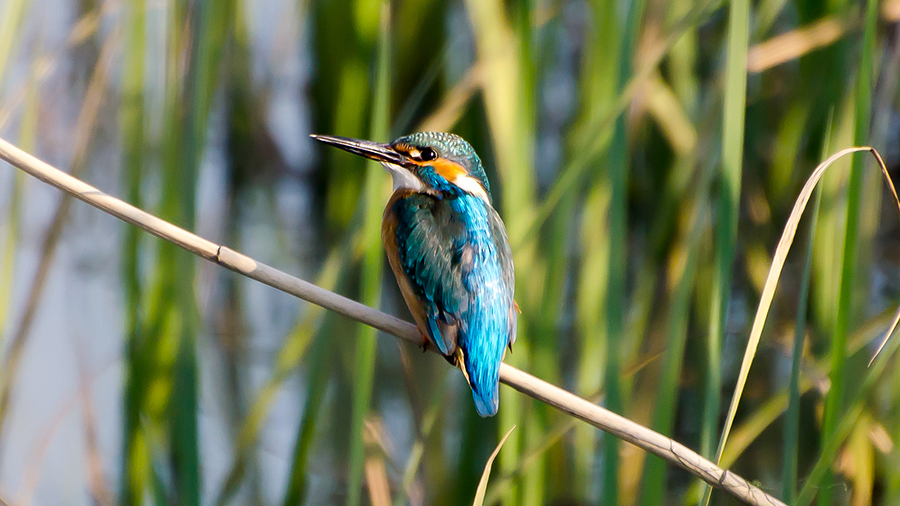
[1,0,900,505]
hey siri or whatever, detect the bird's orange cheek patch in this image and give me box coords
[429,158,467,181]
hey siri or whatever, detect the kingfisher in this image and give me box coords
[312,132,517,417]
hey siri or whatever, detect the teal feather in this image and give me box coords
[390,189,515,417]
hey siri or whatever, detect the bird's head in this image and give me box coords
[312,132,492,203]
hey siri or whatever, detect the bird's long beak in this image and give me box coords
[311,134,409,166]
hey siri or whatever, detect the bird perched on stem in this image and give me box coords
[312,132,517,417]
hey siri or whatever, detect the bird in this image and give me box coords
[312,132,517,417]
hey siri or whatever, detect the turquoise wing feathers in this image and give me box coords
[385,191,516,417]
[389,192,468,356]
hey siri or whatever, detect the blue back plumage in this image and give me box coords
[391,190,515,417]
[448,194,511,416]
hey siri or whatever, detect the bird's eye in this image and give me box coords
[420,147,437,161]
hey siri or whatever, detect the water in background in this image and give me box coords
[0,0,324,503]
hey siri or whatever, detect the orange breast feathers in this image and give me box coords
[381,190,433,348]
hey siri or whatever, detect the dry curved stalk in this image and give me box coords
[473,425,515,506]
[712,146,900,468]
[0,137,786,506]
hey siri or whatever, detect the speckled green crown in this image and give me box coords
[392,132,491,197]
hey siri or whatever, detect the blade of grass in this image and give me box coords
[572,0,619,497]
[473,426,516,506]
[462,0,535,222]
[811,98,855,357]
[626,1,703,493]
[168,1,238,502]
[666,0,700,113]
[161,1,238,501]
[768,100,813,203]
[721,309,897,467]
[363,420,392,506]
[798,326,900,506]
[702,2,750,497]
[120,0,148,502]
[0,171,22,342]
[782,114,834,503]
[462,1,536,504]
[0,0,37,343]
[510,4,548,501]
[214,243,350,505]
[216,5,263,500]
[281,316,336,506]
[640,175,711,506]
[526,197,572,505]
[0,54,38,467]
[843,413,875,505]
[0,54,38,360]
[391,388,443,506]
[347,4,391,506]
[601,0,645,502]
[514,0,723,251]
[707,145,900,504]
[677,306,900,504]
[0,26,116,452]
[0,0,31,81]
[131,2,192,497]
[573,183,609,501]
[782,186,821,504]
[819,2,878,503]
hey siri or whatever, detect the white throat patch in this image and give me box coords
[381,162,424,191]
[380,162,489,203]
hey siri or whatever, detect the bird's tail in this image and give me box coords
[457,348,500,417]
